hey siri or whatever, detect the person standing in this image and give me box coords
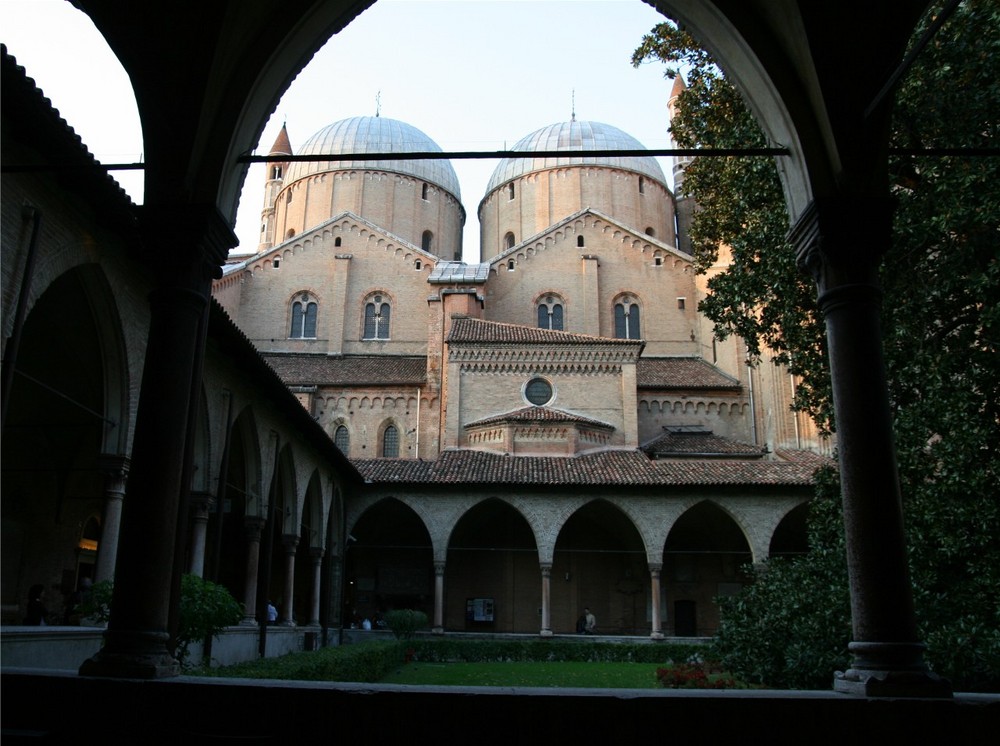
[583,607,597,635]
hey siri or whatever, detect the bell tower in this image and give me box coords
[258,124,292,253]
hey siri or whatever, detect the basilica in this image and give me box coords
[212,106,828,636]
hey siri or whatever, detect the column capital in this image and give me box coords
[790,196,894,293]
[189,491,215,515]
[96,453,130,477]
[281,533,300,551]
[434,561,446,575]
[138,202,237,272]
[539,564,552,578]
[243,517,265,540]
[309,547,325,561]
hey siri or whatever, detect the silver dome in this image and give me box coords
[283,116,461,200]
[485,120,667,196]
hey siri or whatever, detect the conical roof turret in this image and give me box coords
[267,124,292,158]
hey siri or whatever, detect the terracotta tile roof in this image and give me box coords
[448,317,639,346]
[650,457,823,485]
[643,427,765,458]
[261,354,427,387]
[465,406,613,430]
[636,358,741,389]
[353,448,824,487]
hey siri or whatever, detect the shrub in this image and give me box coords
[177,574,243,666]
[75,575,243,667]
[75,579,114,624]
[655,662,736,689]
[385,609,428,639]
[405,639,706,665]
[197,641,405,682]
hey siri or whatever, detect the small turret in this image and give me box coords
[258,124,292,253]
[667,76,694,255]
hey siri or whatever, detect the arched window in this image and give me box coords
[414,259,422,271]
[363,294,391,340]
[645,227,655,237]
[614,296,641,340]
[577,235,585,247]
[639,176,645,194]
[290,293,318,338]
[504,232,516,250]
[422,230,433,252]
[507,259,515,272]
[382,425,399,458]
[286,228,296,239]
[537,295,564,331]
[334,236,342,247]
[334,425,350,454]
[421,182,429,200]
[507,183,515,200]
[271,165,282,180]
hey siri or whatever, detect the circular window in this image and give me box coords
[524,377,553,406]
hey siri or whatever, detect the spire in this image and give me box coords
[267,123,292,158]
[669,74,687,101]
[571,90,576,122]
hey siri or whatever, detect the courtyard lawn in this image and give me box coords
[379,660,662,689]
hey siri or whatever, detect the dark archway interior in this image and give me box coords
[446,498,538,632]
[1,269,108,621]
[554,500,647,635]
[345,499,432,626]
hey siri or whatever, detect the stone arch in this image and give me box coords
[663,500,753,637]
[203,405,263,604]
[769,501,811,559]
[551,499,648,635]
[292,470,325,623]
[263,444,298,623]
[343,497,434,625]
[0,265,129,622]
[444,497,539,633]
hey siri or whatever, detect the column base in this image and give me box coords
[650,631,664,640]
[834,641,952,698]
[240,616,259,627]
[79,630,179,679]
[539,629,553,638]
[432,626,445,635]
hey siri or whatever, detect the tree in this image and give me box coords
[634,0,1000,691]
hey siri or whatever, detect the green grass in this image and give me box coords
[379,660,662,688]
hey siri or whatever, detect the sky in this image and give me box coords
[1,0,681,261]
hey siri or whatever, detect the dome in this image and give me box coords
[283,116,461,200]
[485,120,667,196]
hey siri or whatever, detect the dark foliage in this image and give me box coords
[635,0,1000,691]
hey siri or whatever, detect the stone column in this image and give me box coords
[432,561,445,633]
[539,563,553,637]
[649,564,664,640]
[241,517,264,625]
[280,534,299,626]
[325,553,343,630]
[308,548,324,626]
[791,198,949,697]
[187,492,214,578]
[93,455,129,584]
[80,205,233,679]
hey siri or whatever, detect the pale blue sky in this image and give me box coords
[2,0,679,260]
